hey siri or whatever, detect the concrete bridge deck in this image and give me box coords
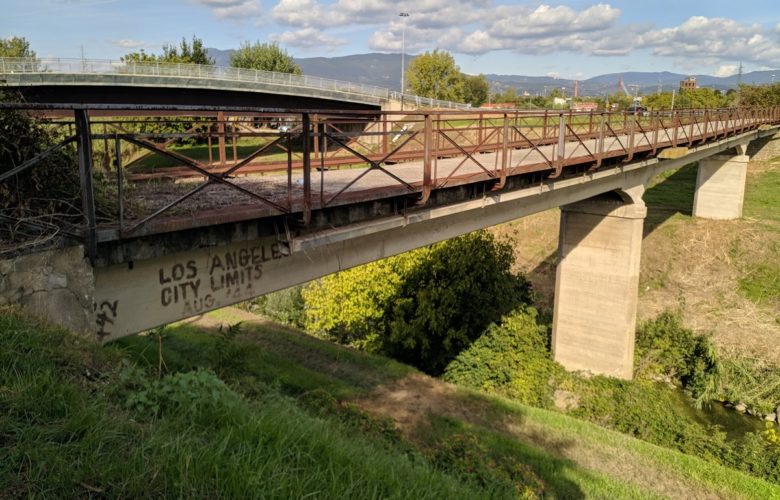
[0,57,467,110]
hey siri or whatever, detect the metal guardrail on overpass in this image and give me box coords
[0,57,471,110]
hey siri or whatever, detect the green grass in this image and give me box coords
[0,308,492,498]
[744,165,780,222]
[738,166,780,308]
[4,307,780,498]
[128,136,294,172]
[739,263,780,305]
[642,164,698,231]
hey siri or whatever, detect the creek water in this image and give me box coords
[670,389,771,440]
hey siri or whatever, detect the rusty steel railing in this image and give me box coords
[2,103,779,260]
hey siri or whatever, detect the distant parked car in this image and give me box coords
[626,104,647,116]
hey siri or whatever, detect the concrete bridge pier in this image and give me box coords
[693,147,749,220]
[552,190,647,380]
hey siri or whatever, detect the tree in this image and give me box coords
[406,49,465,102]
[0,36,36,58]
[121,36,213,65]
[120,49,158,64]
[230,41,301,74]
[463,74,489,107]
[303,231,531,374]
[739,83,780,106]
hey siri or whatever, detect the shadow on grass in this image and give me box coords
[113,319,413,400]
[383,382,594,498]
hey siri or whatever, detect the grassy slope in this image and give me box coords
[0,308,486,499]
[4,307,777,498]
[130,309,779,499]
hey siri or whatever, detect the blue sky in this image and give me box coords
[2,0,780,78]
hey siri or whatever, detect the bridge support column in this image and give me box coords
[693,153,749,220]
[552,194,646,380]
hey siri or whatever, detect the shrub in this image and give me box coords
[382,231,531,374]
[245,285,306,328]
[304,231,530,374]
[119,364,243,425]
[634,311,720,405]
[444,307,563,408]
[303,252,419,351]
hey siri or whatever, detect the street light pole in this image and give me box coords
[399,12,409,110]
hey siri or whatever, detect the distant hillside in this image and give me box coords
[207,48,777,95]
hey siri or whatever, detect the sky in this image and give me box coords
[2,0,780,79]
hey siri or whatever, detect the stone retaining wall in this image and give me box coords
[0,245,96,337]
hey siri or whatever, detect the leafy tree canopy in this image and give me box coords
[406,49,465,102]
[738,83,780,107]
[122,36,213,65]
[0,36,36,58]
[462,74,489,107]
[230,41,301,74]
[303,231,530,374]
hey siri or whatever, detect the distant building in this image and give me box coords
[571,101,598,112]
[552,97,567,107]
[680,77,697,90]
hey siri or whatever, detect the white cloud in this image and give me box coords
[637,16,780,68]
[713,64,739,77]
[191,0,261,19]
[111,39,148,49]
[270,28,348,49]
[265,1,780,70]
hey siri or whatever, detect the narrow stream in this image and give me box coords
[670,390,772,440]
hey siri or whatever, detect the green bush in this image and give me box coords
[119,364,243,425]
[382,232,531,374]
[303,253,416,351]
[634,311,720,404]
[245,285,306,328]
[444,307,563,408]
[304,231,530,374]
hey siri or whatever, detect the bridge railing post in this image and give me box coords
[498,112,508,189]
[74,109,97,264]
[114,134,124,232]
[301,113,312,225]
[596,113,605,166]
[555,113,566,176]
[420,113,433,205]
[627,113,636,161]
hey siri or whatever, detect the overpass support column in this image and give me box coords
[552,195,647,380]
[693,153,749,220]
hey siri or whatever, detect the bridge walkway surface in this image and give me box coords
[130,115,769,231]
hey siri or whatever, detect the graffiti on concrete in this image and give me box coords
[95,299,119,339]
[157,241,286,316]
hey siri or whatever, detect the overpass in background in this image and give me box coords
[0,57,468,111]
[1,93,779,380]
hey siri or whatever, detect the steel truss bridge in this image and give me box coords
[2,103,779,263]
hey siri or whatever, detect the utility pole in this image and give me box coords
[737,61,743,87]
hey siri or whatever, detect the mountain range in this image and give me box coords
[207,49,779,96]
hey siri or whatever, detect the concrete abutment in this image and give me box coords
[0,245,96,337]
[693,154,749,220]
[552,194,647,380]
